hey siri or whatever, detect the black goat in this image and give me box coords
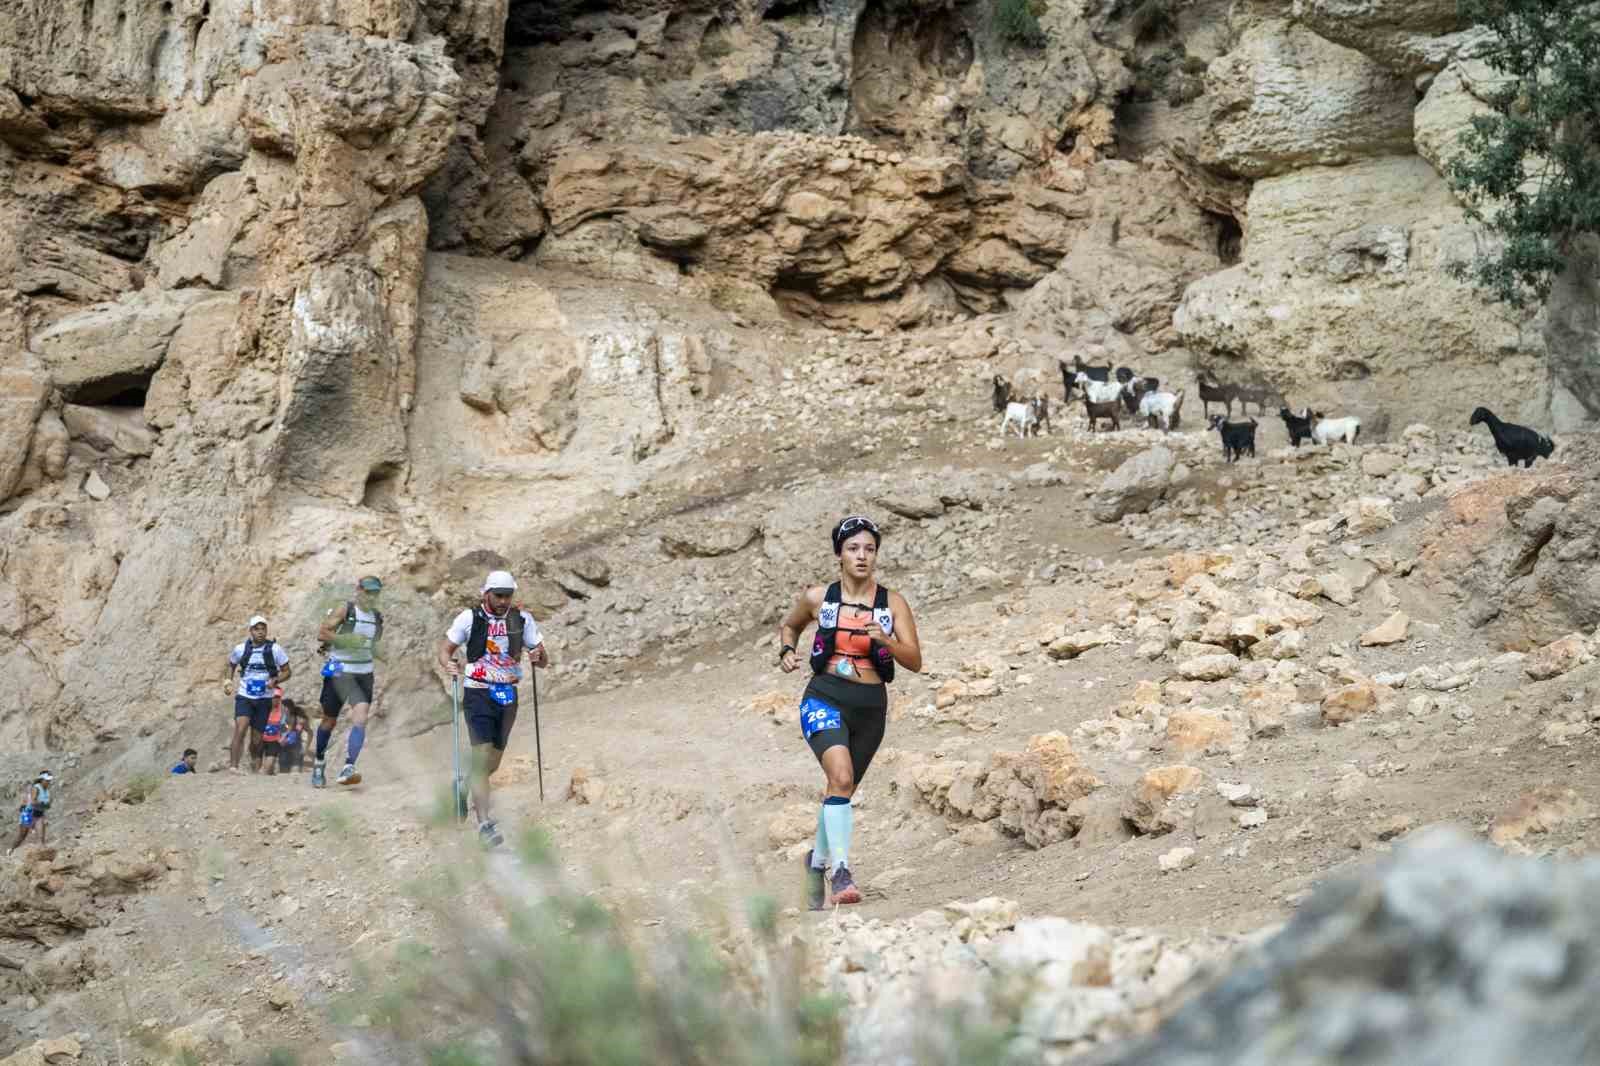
[1058,360,1074,401]
[1073,355,1112,382]
[1470,407,1555,467]
[992,374,1012,413]
[1196,373,1236,417]
[1114,366,1136,384]
[1210,414,1257,462]
[1279,406,1314,447]
[1119,376,1160,414]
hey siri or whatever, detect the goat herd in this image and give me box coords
[993,357,1559,469]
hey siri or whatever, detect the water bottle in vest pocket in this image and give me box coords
[322,659,344,678]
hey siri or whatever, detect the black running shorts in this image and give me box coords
[463,685,519,750]
[234,696,272,732]
[799,673,888,785]
[319,671,375,718]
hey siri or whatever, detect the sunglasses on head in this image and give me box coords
[487,588,515,597]
[837,516,879,538]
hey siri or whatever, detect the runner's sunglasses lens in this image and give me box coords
[487,587,515,596]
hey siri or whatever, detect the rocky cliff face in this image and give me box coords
[0,0,1591,750]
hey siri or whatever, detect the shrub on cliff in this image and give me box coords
[1447,0,1600,308]
[994,0,1048,48]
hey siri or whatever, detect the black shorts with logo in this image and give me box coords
[463,685,519,750]
[799,673,888,784]
[319,671,375,718]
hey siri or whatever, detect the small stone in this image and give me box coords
[1158,846,1196,873]
[1359,611,1409,647]
[1374,814,1414,841]
[1525,633,1590,681]
[1236,808,1268,829]
[82,470,110,500]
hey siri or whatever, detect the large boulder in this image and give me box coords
[1096,829,1600,1065]
[1192,20,1416,179]
[1414,459,1600,647]
[1093,446,1176,523]
[28,290,216,403]
[1173,156,1545,427]
[1289,0,1475,75]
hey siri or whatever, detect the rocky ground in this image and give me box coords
[5,393,1599,1065]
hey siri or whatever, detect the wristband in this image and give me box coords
[779,643,796,661]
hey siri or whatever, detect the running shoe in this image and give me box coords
[336,764,361,787]
[310,763,326,789]
[804,850,826,911]
[829,866,862,906]
[478,820,504,848]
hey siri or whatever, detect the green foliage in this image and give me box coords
[993,0,1049,48]
[1446,0,1600,307]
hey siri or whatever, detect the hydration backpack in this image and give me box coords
[809,583,896,683]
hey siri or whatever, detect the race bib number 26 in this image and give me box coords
[799,697,842,740]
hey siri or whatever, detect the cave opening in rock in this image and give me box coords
[1207,210,1242,266]
[66,369,154,409]
[362,463,402,511]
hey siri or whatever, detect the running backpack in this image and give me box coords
[465,604,530,664]
[809,583,896,683]
[238,640,280,697]
[262,701,285,742]
[338,601,383,644]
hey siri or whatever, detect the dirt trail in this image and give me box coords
[9,421,1600,1064]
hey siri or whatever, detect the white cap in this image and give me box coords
[38,771,52,782]
[482,571,517,593]
[248,614,268,628]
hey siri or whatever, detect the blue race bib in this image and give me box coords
[321,659,344,678]
[244,678,267,698]
[799,697,842,740]
[18,808,32,827]
[489,683,516,706]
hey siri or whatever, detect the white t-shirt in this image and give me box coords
[328,604,379,676]
[230,640,290,699]
[445,608,543,689]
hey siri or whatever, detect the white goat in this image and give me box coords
[1138,388,1185,432]
[999,400,1037,439]
[1075,371,1125,406]
[1310,413,1362,446]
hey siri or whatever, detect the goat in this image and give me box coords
[1058,360,1075,401]
[1139,388,1185,432]
[1210,414,1257,462]
[1469,406,1555,467]
[1233,382,1285,417]
[999,400,1036,439]
[1030,394,1052,436]
[1196,373,1236,418]
[1309,412,1362,446]
[1279,406,1314,447]
[1083,394,1122,432]
[1121,375,1159,414]
[1073,356,1113,382]
[1074,371,1125,407]
[992,374,1012,414]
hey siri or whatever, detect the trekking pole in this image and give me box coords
[531,668,545,803]
[451,675,467,822]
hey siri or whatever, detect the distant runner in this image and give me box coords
[312,575,385,789]
[8,771,55,854]
[777,515,922,908]
[225,615,292,775]
[437,570,550,848]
